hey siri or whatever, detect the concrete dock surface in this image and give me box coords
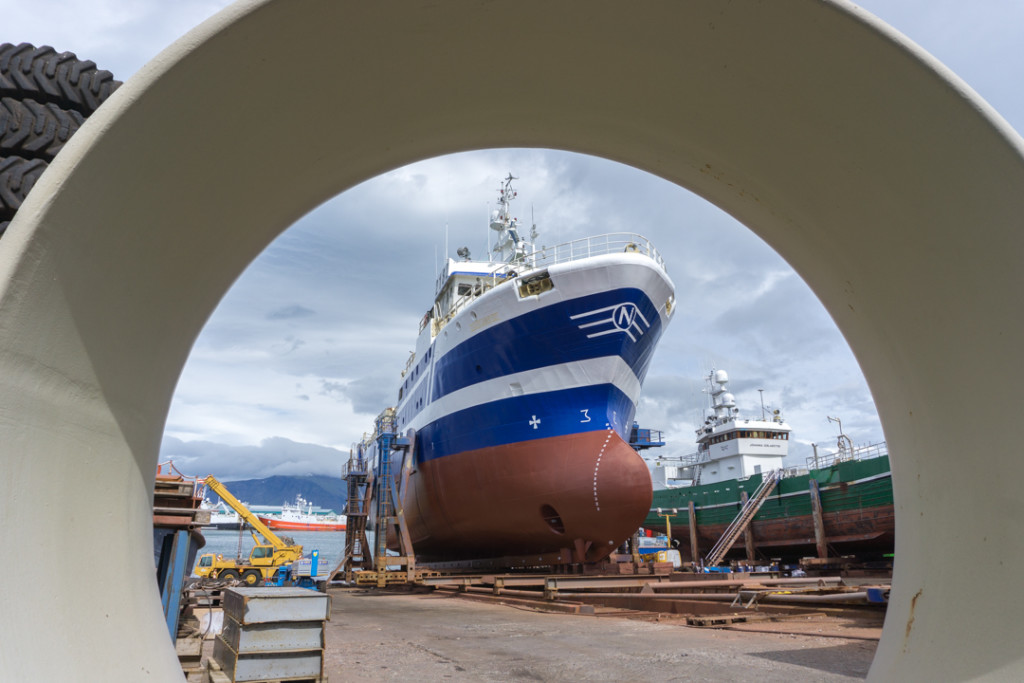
[322,588,879,681]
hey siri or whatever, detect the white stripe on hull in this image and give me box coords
[409,355,642,432]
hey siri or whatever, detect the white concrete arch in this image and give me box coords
[1,0,1021,679]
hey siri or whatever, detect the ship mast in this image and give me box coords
[708,369,738,424]
[489,173,535,263]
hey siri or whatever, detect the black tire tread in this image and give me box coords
[1,97,85,160]
[0,42,121,115]
[0,156,47,215]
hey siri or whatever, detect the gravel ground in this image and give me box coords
[323,588,879,682]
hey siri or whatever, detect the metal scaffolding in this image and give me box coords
[332,408,421,586]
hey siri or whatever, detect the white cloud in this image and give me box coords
[160,435,345,480]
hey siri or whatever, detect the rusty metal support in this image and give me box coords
[688,500,700,565]
[331,447,373,582]
[391,429,418,579]
[740,491,757,563]
[809,479,828,559]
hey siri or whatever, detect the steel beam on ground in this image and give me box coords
[482,575,548,587]
[647,577,844,590]
[420,576,484,588]
[543,576,673,598]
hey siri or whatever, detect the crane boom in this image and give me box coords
[193,475,304,584]
[203,474,290,551]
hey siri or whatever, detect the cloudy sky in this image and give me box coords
[7,2,1023,480]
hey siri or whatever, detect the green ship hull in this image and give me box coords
[645,454,894,562]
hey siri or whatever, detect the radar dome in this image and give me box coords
[720,392,736,407]
[714,369,729,384]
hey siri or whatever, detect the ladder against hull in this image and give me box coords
[703,469,782,567]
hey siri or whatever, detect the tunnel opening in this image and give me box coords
[8,2,1023,679]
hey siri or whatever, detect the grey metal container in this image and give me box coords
[213,635,323,682]
[221,614,325,653]
[222,587,330,624]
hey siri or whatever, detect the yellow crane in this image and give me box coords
[193,475,304,585]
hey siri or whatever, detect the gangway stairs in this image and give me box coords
[703,469,782,567]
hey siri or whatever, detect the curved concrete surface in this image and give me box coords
[1,1,1021,679]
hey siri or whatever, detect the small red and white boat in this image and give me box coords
[258,495,347,532]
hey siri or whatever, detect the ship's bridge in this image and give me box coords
[695,417,791,485]
[429,233,665,335]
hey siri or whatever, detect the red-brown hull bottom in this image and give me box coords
[395,429,652,563]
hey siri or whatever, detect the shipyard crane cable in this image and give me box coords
[0,42,121,237]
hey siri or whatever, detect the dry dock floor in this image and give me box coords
[323,587,880,681]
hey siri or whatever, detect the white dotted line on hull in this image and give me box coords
[593,423,613,511]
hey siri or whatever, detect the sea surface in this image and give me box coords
[193,528,349,575]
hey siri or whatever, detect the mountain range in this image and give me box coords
[209,474,347,513]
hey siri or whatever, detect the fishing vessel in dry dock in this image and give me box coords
[364,174,675,565]
[644,370,894,564]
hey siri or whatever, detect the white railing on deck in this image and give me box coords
[527,233,665,271]
[650,440,889,487]
[806,441,888,470]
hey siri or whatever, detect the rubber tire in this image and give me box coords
[1,97,85,160]
[241,569,262,586]
[0,156,47,218]
[0,43,121,240]
[219,569,240,582]
[0,43,121,116]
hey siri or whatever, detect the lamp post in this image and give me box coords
[655,507,679,549]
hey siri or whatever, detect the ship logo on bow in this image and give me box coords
[571,302,650,342]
